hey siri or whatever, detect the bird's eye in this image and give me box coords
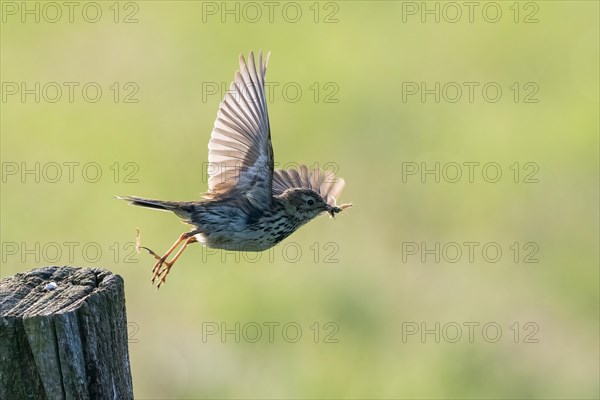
[307,199,315,206]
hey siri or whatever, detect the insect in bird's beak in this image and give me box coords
[326,203,353,218]
[329,206,340,218]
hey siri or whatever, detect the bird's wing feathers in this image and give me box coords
[206,50,273,208]
[272,165,346,206]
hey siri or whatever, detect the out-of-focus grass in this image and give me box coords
[1,1,598,398]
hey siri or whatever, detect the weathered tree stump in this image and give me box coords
[0,266,133,400]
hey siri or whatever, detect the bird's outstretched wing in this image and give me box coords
[272,165,346,207]
[205,50,273,209]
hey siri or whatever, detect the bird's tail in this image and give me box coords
[116,195,194,219]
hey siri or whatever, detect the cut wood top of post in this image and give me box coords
[0,266,123,318]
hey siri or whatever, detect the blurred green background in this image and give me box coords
[1,1,598,398]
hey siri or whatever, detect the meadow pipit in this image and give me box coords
[118,51,352,288]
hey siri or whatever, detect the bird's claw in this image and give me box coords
[135,228,175,289]
[151,259,173,289]
[151,257,174,286]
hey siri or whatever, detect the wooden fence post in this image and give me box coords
[0,266,134,400]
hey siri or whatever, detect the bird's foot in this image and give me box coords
[150,234,197,289]
[154,262,174,289]
[151,257,174,288]
[134,229,197,289]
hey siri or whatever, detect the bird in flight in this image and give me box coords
[118,50,352,288]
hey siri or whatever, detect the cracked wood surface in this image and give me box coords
[0,266,133,400]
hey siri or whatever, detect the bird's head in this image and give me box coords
[280,188,350,221]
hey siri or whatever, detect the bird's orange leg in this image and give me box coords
[140,232,187,277]
[155,236,197,289]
